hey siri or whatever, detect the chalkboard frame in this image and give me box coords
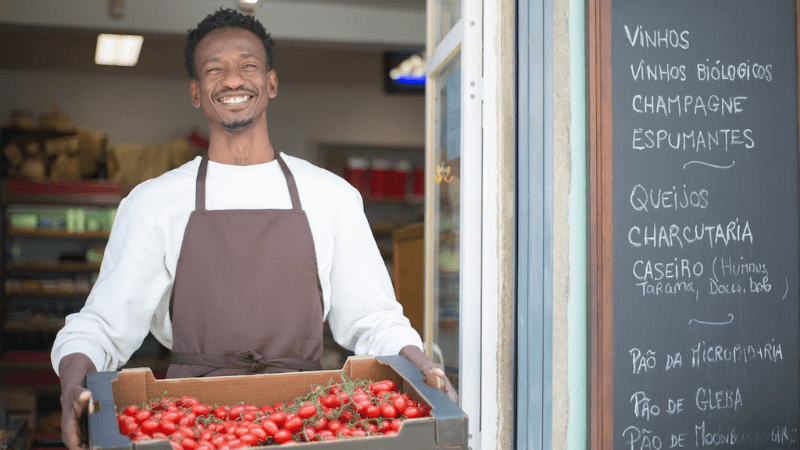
[588,1,800,449]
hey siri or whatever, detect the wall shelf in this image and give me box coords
[7,227,111,240]
[6,261,101,273]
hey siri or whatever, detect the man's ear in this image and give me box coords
[268,70,278,98]
[190,80,201,108]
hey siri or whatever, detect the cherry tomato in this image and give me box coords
[261,419,279,437]
[123,405,139,417]
[283,416,303,433]
[122,421,139,437]
[380,402,397,419]
[320,394,340,409]
[352,392,370,404]
[313,417,328,432]
[326,419,342,433]
[391,395,408,414]
[248,426,267,441]
[297,403,317,420]
[159,421,178,435]
[238,434,257,446]
[366,405,381,419]
[181,437,198,450]
[134,410,152,424]
[404,406,423,419]
[269,412,286,427]
[170,440,183,450]
[229,405,245,418]
[192,404,210,416]
[272,429,292,444]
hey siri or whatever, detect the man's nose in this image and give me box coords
[222,68,245,88]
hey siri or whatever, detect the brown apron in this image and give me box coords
[165,152,324,378]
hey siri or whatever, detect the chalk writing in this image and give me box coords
[628,220,752,248]
[691,340,783,368]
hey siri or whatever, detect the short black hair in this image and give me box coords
[185,7,275,80]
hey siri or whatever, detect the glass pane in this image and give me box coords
[434,0,462,47]
[431,54,461,392]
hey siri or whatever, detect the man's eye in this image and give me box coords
[243,64,257,69]
[206,67,221,73]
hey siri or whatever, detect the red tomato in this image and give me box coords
[179,396,196,407]
[192,404,210,416]
[326,419,342,433]
[383,380,397,391]
[152,432,169,440]
[366,405,380,419]
[242,412,256,422]
[272,429,292,444]
[404,406,422,419]
[123,405,139,417]
[134,410,152,424]
[313,417,328,432]
[132,433,150,441]
[170,440,183,450]
[380,402,397,419]
[200,431,214,442]
[350,429,366,437]
[181,438,198,450]
[211,435,227,448]
[383,430,398,436]
[248,426,267,442]
[197,443,214,450]
[369,382,391,396]
[261,419,279,437]
[352,392,370,404]
[161,412,180,423]
[122,421,139,437]
[283,416,303,433]
[179,426,196,440]
[297,403,317,419]
[269,412,286,427]
[391,419,403,432]
[320,394,340,409]
[170,431,183,441]
[159,421,178,435]
[272,402,285,411]
[238,434,257,446]
[391,395,408,414]
[233,427,249,438]
[260,405,275,414]
[229,405,245,418]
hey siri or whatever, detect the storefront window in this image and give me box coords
[433,0,462,46]
[430,54,461,390]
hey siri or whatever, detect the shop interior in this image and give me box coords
[0,1,429,446]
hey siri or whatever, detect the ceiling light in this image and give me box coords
[95,34,143,66]
[237,0,264,13]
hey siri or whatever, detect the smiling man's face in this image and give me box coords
[190,27,278,133]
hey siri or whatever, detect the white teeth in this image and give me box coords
[222,96,250,104]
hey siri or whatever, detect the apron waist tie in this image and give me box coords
[170,350,321,374]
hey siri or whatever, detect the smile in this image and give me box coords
[220,95,252,105]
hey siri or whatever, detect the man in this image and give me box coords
[54,8,454,450]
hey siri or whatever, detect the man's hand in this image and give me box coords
[399,345,459,403]
[58,353,97,450]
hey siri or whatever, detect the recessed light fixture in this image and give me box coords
[237,0,264,13]
[95,33,143,66]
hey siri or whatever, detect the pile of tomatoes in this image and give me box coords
[116,378,431,447]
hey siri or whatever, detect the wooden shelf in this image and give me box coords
[3,179,122,207]
[5,287,89,298]
[7,227,110,239]
[6,261,101,273]
[3,320,64,333]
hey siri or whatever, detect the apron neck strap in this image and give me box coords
[195,152,302,211]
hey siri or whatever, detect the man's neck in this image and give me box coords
[207,123,275,166]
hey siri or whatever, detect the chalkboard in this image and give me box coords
[606,0,800,448]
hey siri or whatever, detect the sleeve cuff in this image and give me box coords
[52,340,109,376]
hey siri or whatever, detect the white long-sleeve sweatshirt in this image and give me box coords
[51,153,423,375]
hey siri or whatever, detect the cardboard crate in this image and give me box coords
[87,355,467,450]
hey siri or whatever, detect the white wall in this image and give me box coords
[0,68,425,163]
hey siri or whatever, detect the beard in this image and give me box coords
[222,116,255,131]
